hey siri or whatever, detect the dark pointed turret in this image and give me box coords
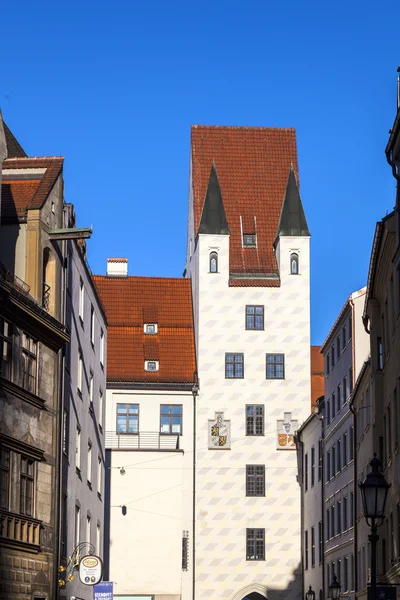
[198,162,230,235]
[276,165,310,237]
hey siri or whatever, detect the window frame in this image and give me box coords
[20,456,35,516]
[246,528,265,561]
[97,456,102,497]
[0,449,10,510]
[0,317,12,381]
[160,404,183,435]
[76,427,81,472]
[245,305,264,331]
[116,403,139,435]
[90,304,95,346]
[246,464,265,497]
[266,354,285,380]
[79,278,85,322]
[246,404,264,436]
[209,252,218,273]
[100,329,105,368]
[243,234,257,248]
[290,252,299,275]
[145,360,159,372]
[225,353,244,379]
[21,333,38,394]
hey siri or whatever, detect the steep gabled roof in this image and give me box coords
[3,122,27,158]
[276,165,310,238]
[1,157,63,221]
[191,125,301,285]
[92,275,196,386]
[198,162,230,235]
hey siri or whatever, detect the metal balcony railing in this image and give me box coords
[105,431,180,450]
[0,509,41,549]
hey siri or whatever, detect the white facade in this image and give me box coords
[186,229,311,600]
[105,387,195,600]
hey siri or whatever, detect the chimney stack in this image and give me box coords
[107,258,128,277]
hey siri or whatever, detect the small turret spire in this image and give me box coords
[276,165,310,238]
[198,162,230,235]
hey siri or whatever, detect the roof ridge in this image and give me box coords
[191,124,296,132]
[4,156,64,161]
[93,274,189,282]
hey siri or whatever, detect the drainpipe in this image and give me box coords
[192,378,199,600]
[53,208,68,600]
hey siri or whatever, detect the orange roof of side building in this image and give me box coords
[310,345,324,410]
[2,157,64,221]
[92,275,197,386]
[191,125,300,282]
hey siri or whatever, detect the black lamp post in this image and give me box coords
[359,455,391,600]
[306,585,315,600]
[328,574,341,600]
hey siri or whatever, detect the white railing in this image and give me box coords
[105,431,180,450]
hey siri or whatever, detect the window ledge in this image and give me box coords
[0,376,45,410]
[76,467,82,479]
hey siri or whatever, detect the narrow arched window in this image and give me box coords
[209,252,218,273]
[290,253,299,275]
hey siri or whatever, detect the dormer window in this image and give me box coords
[145,360,159,372]
[144,323,158,335]
[290,253,299,275]
[209,252,218,273]
[243,234,256,248]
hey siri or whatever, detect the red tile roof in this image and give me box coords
[191,126,299,282]
[92,276,197,385]
[310,345,324,409]
[1,157,63,221]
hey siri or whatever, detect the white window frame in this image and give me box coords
[87,442,92,483]
[89,372,94,406]
[78,351,83,394]
[90,304,95,346]
[100,329,105,367]
[76,428,81,471]
[97,456,102,496]
[144,323,158,335]
[99,389,104,430]
[145,360,159,372]
[79,278,85,321]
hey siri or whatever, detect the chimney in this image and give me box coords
[107,258,128,277]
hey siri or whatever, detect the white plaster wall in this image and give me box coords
[106,388,194,598]
[193,232,311,600]
[352,293,369,381]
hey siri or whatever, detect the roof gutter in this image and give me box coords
[107,380,196,391]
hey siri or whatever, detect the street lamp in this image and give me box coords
[306,585,315,600]
[328,575,341,600]
[359,455,391,600]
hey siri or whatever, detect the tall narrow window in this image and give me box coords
[99,389,104,430]
[89,372,94,407]
[305,530,309,569]
[348,315,352,341]
[76,428,81,471]
[21,333,37,393]
[0,318,12,380]
[90,305,95,346]
[209,252,218,273]
[100,329,105,367]
[349,426,354,460]
[332,445,336,476]
[342,324,347,349]
[377,337,383,370]
[96,522,101,556]
[97,456,102,496]
[304,454,308,492]
[327,399,331,425]
[290,253,299,274]
[226,353,244,378]
[311,446,315,487]
[20,457,34,516]
[75,505,80,547]
[337,384,341,407]
[246,528,265,560]
[79,278,85,321]
[0,449,10,509]
[337,439,341,473]
[63,410,69,454]
[318,440,323,481]
[78,351,83,395]
[326,354,330,375]
[87,442,92,484]
[246,465,265,496]
[326,450,331,481]
[350,491,354,525]
[326,509,330,540]
[331,346,335,369]
[318,521,323,563]
[266,354,285,379]
[343,376,347,404]
[344,556,349,592]
[86,514,91,544]
[343,432,348,466]
[246,306,264,330]
[337,500,342,533]
[311,526,315,567]
[331,505,335,537]
[337,336,341,360]
[246,405,264,436]
[349,368,353,392]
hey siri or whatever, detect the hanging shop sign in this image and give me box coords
[79,554,103,586]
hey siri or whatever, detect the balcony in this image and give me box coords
[0,509,41,553]
[105,431,180,451]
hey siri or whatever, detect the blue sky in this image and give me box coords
[2,0,398,344]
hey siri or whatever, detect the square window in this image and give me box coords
[246,465,265,496]
[245,306,264,330]
[160,405,182,434]
[116,403,139,434]
[266,354,285,379]
[243,234,256,248]
[145,360,159,372]
[246,405,264,435]
[144,323,158,335]
[246,528,265,560]
[225,353,244,378]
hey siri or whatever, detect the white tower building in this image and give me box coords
[185,126,312,600]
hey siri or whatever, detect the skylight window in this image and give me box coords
[243,234,256,248]
[145,360,159,372]
[144,323,158,335]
